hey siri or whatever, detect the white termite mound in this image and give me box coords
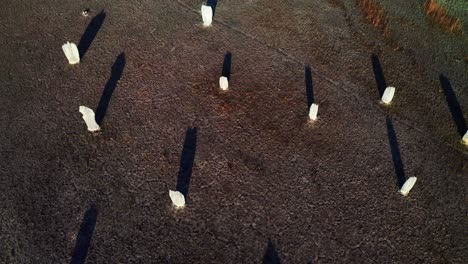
[62,42,80,65]
[201,4,213,27]
[399,177,417,196]
[462,131,468,145]
[169,190,186,208]
[79,106,100,132]
[381,86,395,104]
[219,76,229,90]
[309,103,319,121]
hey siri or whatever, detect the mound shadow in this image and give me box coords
[221,52,232,80]
[78,10,106,59]
[386,117,406,188]
[371,54,387,98]
[439,74,467,137]
[176,127,198,197]
[70,204,98,264]
[305,64,314,110]
[263,239,281,264]
[95,53,126,125]
[207,0,218,18]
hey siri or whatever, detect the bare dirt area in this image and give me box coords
[0,0,467,263]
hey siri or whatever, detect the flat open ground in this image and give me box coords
[0,0,467,263]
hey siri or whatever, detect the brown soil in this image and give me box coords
[1,0,467,263]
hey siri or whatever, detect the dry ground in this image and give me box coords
[0,0,467,263]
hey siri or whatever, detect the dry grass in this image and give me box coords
[356,0,388,31]
[327,0,345,9]
[423,0,462,32]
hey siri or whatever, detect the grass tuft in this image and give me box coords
[423,0,462,32]
[356,0,388,31]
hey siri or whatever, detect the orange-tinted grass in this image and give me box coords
[356,0,388,30]
[423,0,462,32]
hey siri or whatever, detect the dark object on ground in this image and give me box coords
[371,54,387,98]
[176,127,198,197]
[386,117,406,189]
[78,10,106,59]
[262,240,281,264]
[207,0,218,18]
[221,52,232,80]
[305,65,314,110]
[440,74,467,137]
[95,53,126,126]
[70,205,98,264]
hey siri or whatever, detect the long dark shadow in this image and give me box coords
[439,74,467,137]
[176,127,198,197]
[207,0,218,18]
[70,204,98,264]
[263,239,281,264]
[371,54,387,98]
[78,10,106,59]
[95,53,126,125]
[221,52,232,80]
[386,117,406,188]
[305,65,314,110]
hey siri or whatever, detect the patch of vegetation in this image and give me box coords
[434,0,468,19]
[356,0,388,31]
[423,0,463,32]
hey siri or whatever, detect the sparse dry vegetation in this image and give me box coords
[423,0,462,32]
[356,0,388,31]
[327,0,345,10]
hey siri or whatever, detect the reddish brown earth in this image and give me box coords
[0,0,467,263]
